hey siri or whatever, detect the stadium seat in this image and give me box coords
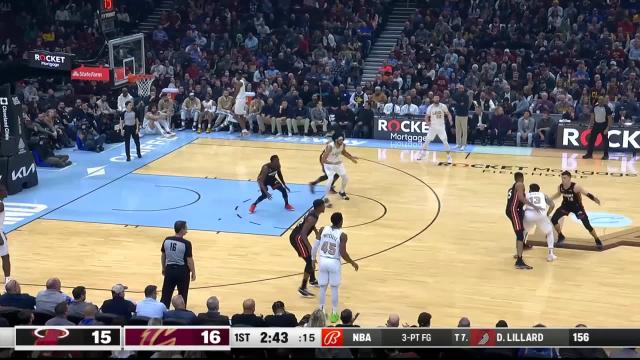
[95,313,125,325]
[0,307,23,326]
[32,311,54,325]
[128,316,151,325]
[162,318,190,326]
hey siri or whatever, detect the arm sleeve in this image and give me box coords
[311,239,320,261]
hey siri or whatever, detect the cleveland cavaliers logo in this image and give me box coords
[139,329,178,346]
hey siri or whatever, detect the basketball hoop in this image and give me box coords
[128,73,155,97]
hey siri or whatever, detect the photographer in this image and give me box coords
[77,118,106,152]
[29,114,72,168]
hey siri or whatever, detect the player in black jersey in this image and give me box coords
[506,172,544,269]
[550,171,603,250]
[249,155,294,214]
[290,199,325,297]
[309,139,340,194]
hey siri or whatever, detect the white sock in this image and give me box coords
[339,173,348,193]
[331,286,339,313]
[546,232,555,255]
[319,285,327,310]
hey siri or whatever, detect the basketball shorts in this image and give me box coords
[234,100,247,116]
[506,209,525,241]
[0,233,8,257]
[551,205,588,225]
[426,125,448,143]
[289,232,309,258]
[318,257,341,287]
[323,163,347,179]
[264,177,282,190]
[524,210,553,234]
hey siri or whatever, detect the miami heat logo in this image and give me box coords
[33,328,69,346]
[139,329,178,346]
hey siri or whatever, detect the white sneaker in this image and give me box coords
[417,151,425,160]
[547,254,557,262]
[241,129,250,136]
[447,155,453,163]
[460,145,466,151]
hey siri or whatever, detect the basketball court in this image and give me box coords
[6,133,640,327]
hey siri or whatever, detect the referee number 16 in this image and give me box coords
[92,330,112,344]
[201,330,221,344]
[572,332,589,342]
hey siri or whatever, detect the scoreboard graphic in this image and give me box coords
[5,327,640,351]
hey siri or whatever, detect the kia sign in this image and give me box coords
[557,124,640,152]
[374,116,434,142]
[71,65,110,82]
[27,50,71,70]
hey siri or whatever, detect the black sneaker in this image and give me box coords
[309,183,315,194]
[339,192,350,200]
[595,239,604,250]
[582,154,593,159]
[557,233,565,245]
[298,287,314,298]
[309,280,319,288]
[602,154,609,160]
[515,259,533,270]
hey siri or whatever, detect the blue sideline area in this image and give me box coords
[4,131,532,234]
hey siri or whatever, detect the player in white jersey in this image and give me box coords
[417,95,453,163]
[233,73,250,136]
[311,212,358,323]
[0,185,11,284]
[321,133,358,207]
[524,183,557,262]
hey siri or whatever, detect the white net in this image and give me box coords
[135,76,154,97]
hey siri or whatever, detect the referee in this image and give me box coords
[160,220,196,308]
[583,96,613,160]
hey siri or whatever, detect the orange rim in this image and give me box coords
[127,73,154,84]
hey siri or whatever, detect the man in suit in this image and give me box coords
[231,298,265,327]
[264,301,297,327]
[468,106,489,145]
[197,296,230,325]
[164,295,197,324]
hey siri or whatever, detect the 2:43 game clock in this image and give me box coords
[231,328,320,348]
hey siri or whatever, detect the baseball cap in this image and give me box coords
[111,284,128,294]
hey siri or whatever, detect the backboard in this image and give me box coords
[108,33,145,87]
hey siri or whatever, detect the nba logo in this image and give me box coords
[321,328,344,347]
[470,329,496,346]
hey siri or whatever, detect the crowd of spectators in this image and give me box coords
[3,0,640,157]
[361,0,640,147]
[0,278,635,358]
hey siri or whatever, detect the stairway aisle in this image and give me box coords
[358,2,416,88]
[134,0,177,34]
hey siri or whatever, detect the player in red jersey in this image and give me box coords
[550,171,603,250]
[506,172,543,269]
[249,155,294,214]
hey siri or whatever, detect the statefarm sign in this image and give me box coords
[27,51,71,71]
[70,65,110,82]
